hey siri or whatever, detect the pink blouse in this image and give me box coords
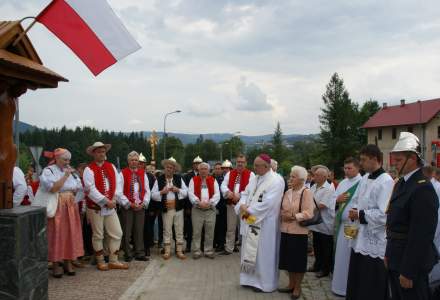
[280,187,314,235]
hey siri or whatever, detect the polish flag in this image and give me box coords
[37,0,141,76]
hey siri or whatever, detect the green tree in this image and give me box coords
[319,73,359,176]
[272,121,284,162]
[357,99,381,145]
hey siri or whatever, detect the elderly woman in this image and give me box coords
[39,148,84,278]
[278,166,314,299]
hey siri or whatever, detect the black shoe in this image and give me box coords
[252,287,264,293]
[135,256,149,261]
[233,246,239,252]
[185,247,191,253]
[124,256,133,262]
[219,250,232,256]
[277,287,293,293]
[160,248,165,255]
[215,247,225,253]
[145,248,151,257]
[316,271,329,278]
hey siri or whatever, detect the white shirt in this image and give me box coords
[188,177,220,207]
[430,177,440,284]
[118,170,151,209]
[308,181,336,235]
[12,167,27,207]
[220,170,255,198]
[151,177,188,202]
[349,170,394,259]
[83,163,122,216]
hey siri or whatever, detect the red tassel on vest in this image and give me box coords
[193,175,215,200]
[227,169,251,192]
[86,161,116,209]
[121,167,146,203]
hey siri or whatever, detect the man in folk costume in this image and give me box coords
[151,157,188,260]
[221,159,233,175]
[139,153,159,258]
[345,145,394,299]
[83,142,128,271]
[236,154,285,292]
[188,162,220,259]
[119,151,150,262]
[331,157,362,297]
[183,156,203,253]
[386,132,439,300]
[220,154,255,255]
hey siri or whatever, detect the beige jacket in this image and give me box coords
[280,187,314,235]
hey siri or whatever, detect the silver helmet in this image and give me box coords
[391,132,421,157]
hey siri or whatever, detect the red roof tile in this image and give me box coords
[362,98,440,128]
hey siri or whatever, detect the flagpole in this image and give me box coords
[12,17,37,47]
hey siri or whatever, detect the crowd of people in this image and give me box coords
[11,131,440,300]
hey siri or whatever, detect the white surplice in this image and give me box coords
[234,170,285,292]
[331,174,362,296]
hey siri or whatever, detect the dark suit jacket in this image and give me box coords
[385,168,439,279]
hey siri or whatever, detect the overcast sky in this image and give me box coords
[3,0,440,135]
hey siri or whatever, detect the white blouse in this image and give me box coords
[40,165,83,195]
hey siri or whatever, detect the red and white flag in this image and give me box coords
[37,0,141,76]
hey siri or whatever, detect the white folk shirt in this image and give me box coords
[308,181,336,235]
[220,170,256,199]
[83,163,122,216]
[12,167,27,207]
[151,178,188,203]
[188,178,220,207]
[349,169,394,259]
[118,171,151,209]
[40,165,83,201]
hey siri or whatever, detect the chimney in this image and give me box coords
[400,99,405,106]
[383,102,387,109]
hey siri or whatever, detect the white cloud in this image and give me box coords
[236,77,273,111]
[6,0,440,136]
[129,119,144,125]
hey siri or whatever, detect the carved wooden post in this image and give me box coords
[0,81,27,209]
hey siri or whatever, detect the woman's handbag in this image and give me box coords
[32,188,58,218]
[298,189,323,227]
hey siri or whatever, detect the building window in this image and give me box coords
[392,128,397,139]
[407,126,413,133]
[438,126,440,138]
[378,128,382,140]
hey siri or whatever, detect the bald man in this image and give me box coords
[236,154,285,292]
[308,166,336,278]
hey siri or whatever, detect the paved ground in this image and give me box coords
[49,248,342,300]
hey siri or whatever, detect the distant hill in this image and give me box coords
[14,121,38,134]
[142,131,318,145]
[15,122,317,145]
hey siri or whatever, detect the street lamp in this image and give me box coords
[163,110,181,159]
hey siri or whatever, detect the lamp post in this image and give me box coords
[163,110,181,159]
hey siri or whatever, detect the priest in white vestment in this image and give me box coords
[235,154,285,292]
[331,158,362,296]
